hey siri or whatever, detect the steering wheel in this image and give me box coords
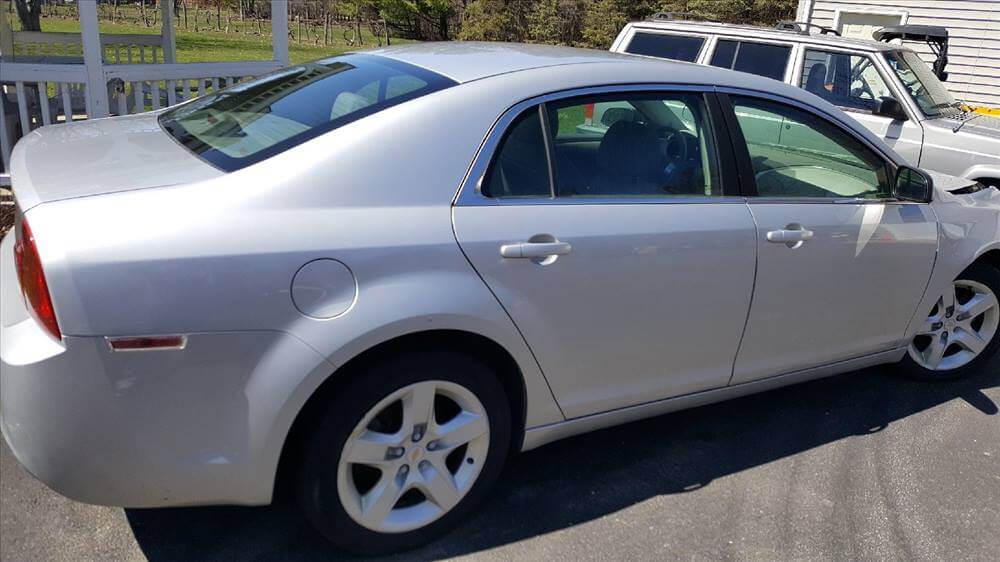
[664,131,690,162]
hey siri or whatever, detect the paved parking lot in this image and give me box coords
[2,359,998,562]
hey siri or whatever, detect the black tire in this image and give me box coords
[297,351,512,555]
[897,262,1000,381]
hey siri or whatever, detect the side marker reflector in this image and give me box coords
[107,335,187,352]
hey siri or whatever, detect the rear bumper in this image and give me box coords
[0,234,330,507]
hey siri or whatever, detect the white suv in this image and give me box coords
[611,15,1000,189]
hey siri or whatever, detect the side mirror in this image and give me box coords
[894,166,933,203]
[874,97,908,121]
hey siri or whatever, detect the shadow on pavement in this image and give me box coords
[125,362,999,561]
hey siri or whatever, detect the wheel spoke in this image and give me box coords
[435,411,488,449]
[953,328,987,355]
[923,334,948,370]
[361,474,405,528]
[344,431,398,466]
[961,291,998,320]
[915,315,941,336]
[402,382,437,433]
[941,285,958,315]
[418,457,460,511]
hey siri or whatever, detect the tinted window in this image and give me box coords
[484,93,720,199]
[732,96,891,199]
[550,94,720,197]
[159,54,455,171]
[710,40,790,81]
[625,32,705,62]
[482,109,552,198]
[801,50,896,113]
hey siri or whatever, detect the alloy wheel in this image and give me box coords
[336,380,490,534]
[908,279,999,371]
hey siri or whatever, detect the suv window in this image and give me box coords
[625,32,705,62]
[483,92,721,199]
[709,40,791,81]
[731,96,891,199]
[801,50,896,113]
[159,54,455,171]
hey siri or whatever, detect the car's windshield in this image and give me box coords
[882,50,960,118]
[159,54,456,171]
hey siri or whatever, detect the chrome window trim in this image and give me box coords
[454,83,718,208]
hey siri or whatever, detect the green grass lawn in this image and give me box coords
[3,5,416,64]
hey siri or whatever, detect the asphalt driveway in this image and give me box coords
[2,359,998,561]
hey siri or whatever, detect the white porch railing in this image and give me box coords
[0,60,282,186]
[103,61,281,115]
[10,31,168,64]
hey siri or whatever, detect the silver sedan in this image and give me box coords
[2,43,999,554]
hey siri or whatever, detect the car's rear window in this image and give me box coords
[625,32,705,62]
[159,54,456,171]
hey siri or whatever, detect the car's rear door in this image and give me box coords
[719,92,938,384]
[453,87,757,419]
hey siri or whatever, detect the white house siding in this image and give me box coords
[798,0,1000,107]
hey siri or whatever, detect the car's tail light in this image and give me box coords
[13,216,61,341]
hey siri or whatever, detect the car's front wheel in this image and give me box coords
[297,351,511,554]
[900,262,1000,380]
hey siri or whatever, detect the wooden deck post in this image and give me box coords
[160,0,177,64]
[271,0,289,66]
[80,0,109,118]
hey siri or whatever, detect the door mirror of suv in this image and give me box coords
[894,166,933,203]
[874,97,908,121]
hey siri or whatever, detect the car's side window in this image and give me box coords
[625,32,705,62]
[482,109,552,198]
[482,92,722,199]
[709,40,791,81]
[800,50,897,113]
[731,96,892,199]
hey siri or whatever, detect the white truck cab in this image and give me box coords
[611,14,1000,188]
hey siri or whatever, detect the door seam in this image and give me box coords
[728,200,761,386]
[449,206,568,420]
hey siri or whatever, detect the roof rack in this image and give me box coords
[775,21,840,36]
[646,12,721,24]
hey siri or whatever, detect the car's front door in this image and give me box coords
[722,93,939,384]
[796,48,924,165]
[453,89,758,419]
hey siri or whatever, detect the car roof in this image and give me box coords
[367,42,643,83]
[367,41,832,108]
[625,20,903,53]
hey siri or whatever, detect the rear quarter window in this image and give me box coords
[625,32,705,62]
[159,54,456,171]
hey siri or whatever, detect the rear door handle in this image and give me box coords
[500,241,572,259]
[767,227,815,248]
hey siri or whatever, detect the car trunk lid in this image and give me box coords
[10,113,223,211]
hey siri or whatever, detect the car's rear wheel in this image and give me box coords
[900,262,1000,380]
[297,351,511,554]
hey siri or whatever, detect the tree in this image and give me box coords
[458,0,530,42]
[381,0,458,40]
[529,0,586,45]
[13,0,42,32]
[581,0,629,48]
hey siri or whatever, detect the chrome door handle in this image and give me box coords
[767,227,814,248]
[500,241,572,259]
